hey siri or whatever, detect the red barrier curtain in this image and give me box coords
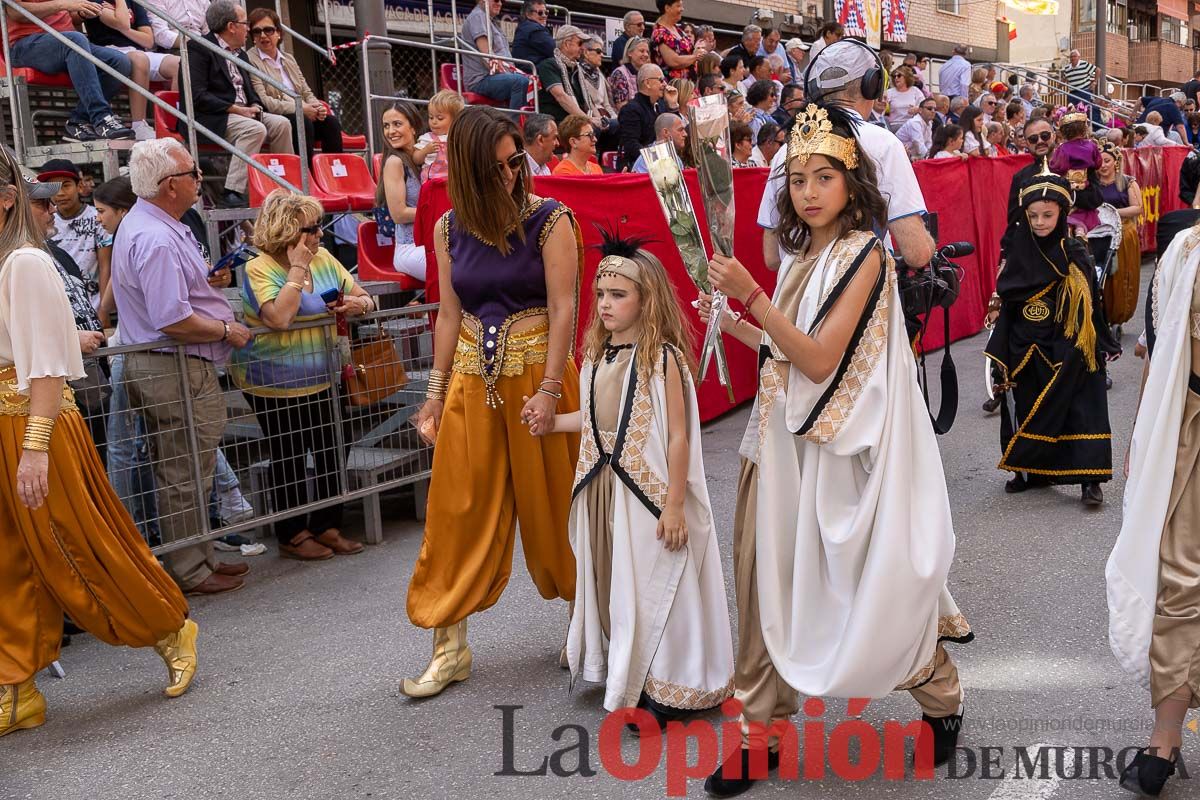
[1124,146,1164,252]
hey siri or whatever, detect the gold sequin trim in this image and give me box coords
[802,258,891,445]
[0,369,78,415]
[538,204,572,251]
[464,198,550,249]
[452,310,549,408]
[644,675,734,710]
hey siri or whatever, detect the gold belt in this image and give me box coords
[452,311,549,408]
[0,366,78,416]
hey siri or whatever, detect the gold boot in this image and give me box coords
[154,618,199,698]
[1,677,46,737]
[400,620,471,698]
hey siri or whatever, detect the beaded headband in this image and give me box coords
[597,254,642,285]
[1018,159,1074,206]
[787,104,859,170]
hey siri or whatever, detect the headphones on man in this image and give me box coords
[803,38,888,104]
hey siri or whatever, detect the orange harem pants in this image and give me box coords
[406,337,580,629]
[0,397,188,684]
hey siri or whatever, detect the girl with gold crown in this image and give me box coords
[699,104,971,797]
[985,164,1120,507]
[533,230,734,730]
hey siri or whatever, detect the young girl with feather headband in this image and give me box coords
[532,231,734,730]
[985,164,1119,507]
[1106,221,1200,798]
[699,103,971,796]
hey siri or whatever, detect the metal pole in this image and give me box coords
[450,0,461,93]
[177,37,201,178]
[0,17,25,161]
[356,0,393,153]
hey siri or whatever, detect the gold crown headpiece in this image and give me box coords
[1017,158,1074,206]
[1058,111,1088,127]
[1097,138,1122,161]
[596,254,642,285]
[787,104,859,170]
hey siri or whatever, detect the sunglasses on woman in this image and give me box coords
[496,150,527,173]
[299,224,321,234]
[251,26,277,37]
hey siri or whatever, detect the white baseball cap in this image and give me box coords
[806,39,878,94]
[785,37,810,51]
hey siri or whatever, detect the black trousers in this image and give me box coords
[292,112,344,167]
[247,388,344,545]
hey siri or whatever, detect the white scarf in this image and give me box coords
[1107,225,1200,687]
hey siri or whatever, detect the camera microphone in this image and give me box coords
[939,241,975,258]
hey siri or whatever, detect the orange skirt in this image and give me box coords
[1104,221,1141,326]
[406,324,579,629]
[0,371,187,684]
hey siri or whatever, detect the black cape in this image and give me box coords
[985,218,1119,484]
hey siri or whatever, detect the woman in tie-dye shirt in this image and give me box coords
[230,191,375,562]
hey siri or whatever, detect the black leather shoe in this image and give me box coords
[1005,474,1028,493]
[218,190,248,209]
[626,692,680,735]
[1106,373,1114,390]
[1082,482,1103,507]
[981,396,1001,413]
[704,747,780,798]
[1119,748,1176,796]
[915,710,964,767]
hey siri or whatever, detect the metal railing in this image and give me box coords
[0,0,307,196]
[276,0,335,63]
[361,34,537,161]
[74,301,436,553]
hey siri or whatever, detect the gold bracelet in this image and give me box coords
[537,386,562,400]
[425,368,450,400]
[284,281,305,292]
[22,415,54,452]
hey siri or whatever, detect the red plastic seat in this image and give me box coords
[0,51,72,88]
[356,220,424,290]
[601,151,618,171]
[311,153,376,212]
[439,62,503,108]
[247,153,352,211]
[372,152,383,179]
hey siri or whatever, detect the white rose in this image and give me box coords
[647,155,682,190]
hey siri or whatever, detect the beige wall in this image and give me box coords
[1006,4,1072,67]
[906,0,1002,53]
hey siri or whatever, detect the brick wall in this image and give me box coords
[906,0,999,53]
[1071,32,1130,81]
[1129,40,1193,85]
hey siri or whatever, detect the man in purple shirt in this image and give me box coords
[112,139,253,596]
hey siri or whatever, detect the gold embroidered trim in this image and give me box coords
[598,430,617,451]
[756,359,785,453]
[894,656,937,691]
[1018,432,1111,443]
[538,204,572,251]
[464,198,549,248]
[0,370,78,415]
[937,613,972,640]
[452,311,549,408]
[617,368,669,510]
[644,675,734,710]
[816,230,874,310]
[802,253,890,445]
[437,211,452,256]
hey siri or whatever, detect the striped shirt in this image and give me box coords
[1062,60,1096,92]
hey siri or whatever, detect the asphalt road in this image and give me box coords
[4,263,1189,800]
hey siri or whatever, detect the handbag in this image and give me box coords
[344,333,407,407]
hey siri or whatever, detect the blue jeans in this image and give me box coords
[106,354,161,546]
[471,72,530,110]
[10,31,131,124]
[206,449,241,523]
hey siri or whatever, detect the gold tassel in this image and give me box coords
[1055,263,1098,372]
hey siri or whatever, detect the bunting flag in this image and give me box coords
[836,0,908,43]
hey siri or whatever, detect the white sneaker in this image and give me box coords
[217,490,255,526]
[132,120,155,141]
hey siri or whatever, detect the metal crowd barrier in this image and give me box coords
[69,303,436,554]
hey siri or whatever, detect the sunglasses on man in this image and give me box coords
[1027,131,1054,143]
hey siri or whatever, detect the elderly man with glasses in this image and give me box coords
[896,98,937,160]
[111,139,255,597]
[610,10,645,62]
[512,0,556,70]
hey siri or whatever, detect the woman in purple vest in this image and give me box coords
[402,107,583,698]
